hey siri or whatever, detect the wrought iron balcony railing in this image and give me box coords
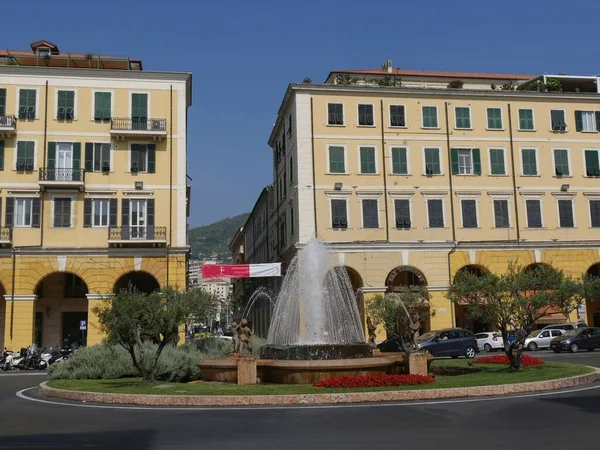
[39,168,85,183]
[110,118,167,132]
[0,227,13,242]
[0,115,17,129]
[108,226,167,242]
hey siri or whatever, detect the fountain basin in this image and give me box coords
[261,343,372,361]
[198,355,406,384]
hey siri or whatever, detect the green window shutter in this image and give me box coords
[519,109,534,130]
[94,93,103,120]
[558,200,574,228]
[83,198,92,228]
[522,149,537,175]
[451,148,459,174]
[84,143,94,171]
[329,147,345,173]
[423,106,437,128]
[585,150,600,176]
[0,140,4,171]
[132,93,148,119]
[456,107,470,128]
[391,148,407,174]
[575,111,583,132]
[591,200,600,227]
[554,149,569,176]
[72,143,81,181]
[551,110,566,131]
[487,108,502,129]
[472,148,481,175]
[147,144,156,173]
[57,91,66,119]
[490,149,505,175]
[595,111,600,132]
[0,88,5,116]
[101,144,111,172]
[360,147,375,173]
[425,148,440,174]
[47,142,56,170]
[526,200,542,228]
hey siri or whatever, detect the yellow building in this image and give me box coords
[264,60,600,339]
[0,41,192,350]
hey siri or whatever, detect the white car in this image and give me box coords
[475,332,504,352]
[525,329,564,351]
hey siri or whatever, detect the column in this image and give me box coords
[86,294,113,346]
[3,295,37,350]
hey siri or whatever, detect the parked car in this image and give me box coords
[476,332,504,352]
[418,328,479,358]
[550,327,600,353]
[525,328,564,351]
[542,322,587,331]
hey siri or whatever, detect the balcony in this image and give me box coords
[110,118,167,140]
[108,226,167,247]
[0,227,12,246]
[0,115,17,137]
[38,168,86,191]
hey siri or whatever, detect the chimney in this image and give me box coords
[382,59,393,74]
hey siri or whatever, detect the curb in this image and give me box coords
[39,368,600,407]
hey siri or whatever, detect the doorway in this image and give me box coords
[62,312,87,348]
[57,143,73,180]
[130,199,147,239]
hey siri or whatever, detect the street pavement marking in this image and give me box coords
[15,382,600,412]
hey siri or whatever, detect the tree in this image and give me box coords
[367,287,434,353]
[448,263,583,370]
[93,287,217,382]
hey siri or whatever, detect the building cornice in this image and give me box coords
[0,247,189,257]
[4,295,37,302]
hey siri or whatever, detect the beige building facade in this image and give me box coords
[0,41,192,350]
[262,62,600,339]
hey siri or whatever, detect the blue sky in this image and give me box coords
[4,0,600,226]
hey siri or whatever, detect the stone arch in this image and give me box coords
[586,263,600,327]
[34,272,89,348]
[114,271,160,295]
[453,265,492,334]
[522,262,554,274]
[343,266,365,323]
[385,265,427,292]
[454,264,488,280]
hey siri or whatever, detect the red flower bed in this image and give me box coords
[474,354,545,367]
[313,374,435,388]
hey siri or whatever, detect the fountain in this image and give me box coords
[198,238,404,384]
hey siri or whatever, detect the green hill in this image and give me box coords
[188,213,249,261]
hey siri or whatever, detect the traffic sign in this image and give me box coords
[80,320,87,330]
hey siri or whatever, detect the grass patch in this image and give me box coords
[46,361,594,396]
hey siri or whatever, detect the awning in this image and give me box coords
[535,313,568,324]
[202,263,281,279]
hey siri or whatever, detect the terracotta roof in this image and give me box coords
[330,68,534,80]
[0,49,142,70]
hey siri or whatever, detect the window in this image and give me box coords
[553,149,570,176]
[461,199,478,228]
[489,149,506,175]
[53,198,72,228]
[130,144,156,173]
[427,199,444,228]
[290,208,294,235]
[390,105,405,127]
[358,104,374,126]
[94,92,111,121]
[526,200,542,228]
[575,111,598,132]
[521,149,538,175]
[455,107,471,129]
[18,89,36,119]
[558,199,574,228]
[57,90,75,120]
[422,106,438,128]
[0,88,6,116]
[15,198,33,227]
[279,220,286,248]
[131,93,148,130]
[16,141,35,170]
[518,109,534,130]
[331,199,348,229]
[289,156,293,183]
[424,148,441,174]
[287,114,293,136]
[585,150,600,177]
[85,143,111,172]
[451,148,481,175]
[327,103,344,125]
[394,199,411,229]
[328,146,345,173]
[590,200,600,228]
[359,146,376,174]
[391,147,408,174]
[91,199,110,227]
[362,199,379,228]
[493,199,510,228]
[487,108,503,129]
[0,140,4,171]
[550,110,567,131]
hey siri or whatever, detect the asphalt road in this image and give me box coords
[0,351,599,450]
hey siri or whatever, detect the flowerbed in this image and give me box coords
[474,354,545,367]
[313,374,435,388]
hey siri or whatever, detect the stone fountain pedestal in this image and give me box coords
[237,356,257,385]
[408,353,429,376]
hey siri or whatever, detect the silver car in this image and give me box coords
[525,329,564,351]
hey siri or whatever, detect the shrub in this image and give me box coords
[473,355,544,367]
[49,343,206,382]
[251,336,266,357]
[193,337,233,357]
[314,374,435,388]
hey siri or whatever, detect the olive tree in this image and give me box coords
[448,263,583,370]
[367,287,434,353]
[93,287,217,382]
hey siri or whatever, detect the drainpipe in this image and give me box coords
[9,247,16,340]
[166,85,173,288]
[507,104,521,241]
[447,244,457,327]
[310,98,318,238]
[40,80,49,247]
[380,100,390,241]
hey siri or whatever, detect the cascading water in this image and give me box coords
[261,238,370,360]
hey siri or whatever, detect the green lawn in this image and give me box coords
[46,361,594,396]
